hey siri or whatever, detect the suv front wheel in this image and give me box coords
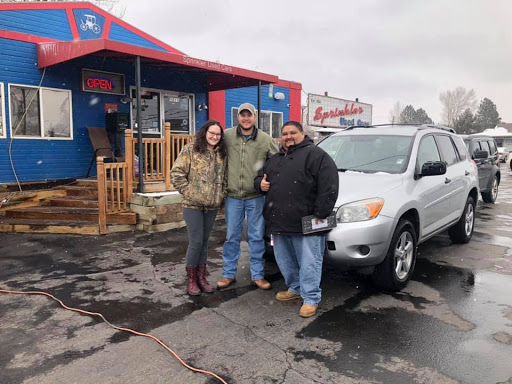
[448,196,475,243]
[372,219,417,291]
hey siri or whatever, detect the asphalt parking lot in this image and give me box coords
[1,173,512,384]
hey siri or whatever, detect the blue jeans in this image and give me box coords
[222,196,266,280]
[273,234,325,306]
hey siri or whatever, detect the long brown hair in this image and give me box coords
[193,120,227,159]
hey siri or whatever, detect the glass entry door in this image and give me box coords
[163,93,192,134]
[130,87,193,137]
[131,89,161,135]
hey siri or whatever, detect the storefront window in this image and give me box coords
[9,85,72,139]
[0,83,5,138]
[164,94,191,134]
[231,107,283,138]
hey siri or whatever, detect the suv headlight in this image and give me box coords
[336,198,384,223]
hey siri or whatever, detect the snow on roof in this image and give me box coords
[473,127,512,137]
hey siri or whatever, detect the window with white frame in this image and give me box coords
[0,83,5,138]
[231,107,283,138]
[9,84,72,139]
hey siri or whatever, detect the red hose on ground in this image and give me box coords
[0,289,228,384]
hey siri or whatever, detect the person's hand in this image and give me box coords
[260,173,270,192]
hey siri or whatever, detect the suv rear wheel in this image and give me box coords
[372,219,417,291]
[448,196,475,243]
[481,176,498,203]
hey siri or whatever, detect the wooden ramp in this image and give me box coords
[0,180,137,235]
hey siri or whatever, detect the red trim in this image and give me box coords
[0,30,59,44]
[276,79,302,90]
[37,39,279,84]
[208,91,226,129]
[66,8,79,40]
[289,85,302,122]
[0,2,184,55]
[102,19,111,39]
[0,3,91,10]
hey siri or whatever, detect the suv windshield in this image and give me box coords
[318,134,414,173]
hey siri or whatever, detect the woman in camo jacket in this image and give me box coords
[171,120,227,295]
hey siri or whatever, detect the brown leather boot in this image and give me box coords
[196,264,215,293]
[186,267,201,296]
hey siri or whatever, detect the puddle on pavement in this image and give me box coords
[298,259,512,384]
[472,231,512,248]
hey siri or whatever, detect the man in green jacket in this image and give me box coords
[217,103,278,290]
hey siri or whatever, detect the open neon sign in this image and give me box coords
[86,77,113,90]
[82,69,125,95]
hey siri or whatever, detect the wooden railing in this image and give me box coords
[125,123,194,191]
[97,157,130,234]
[96,123,193,233]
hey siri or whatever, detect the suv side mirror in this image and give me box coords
[420,161,447,176]
[473,149,488,159]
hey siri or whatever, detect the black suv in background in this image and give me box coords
[462,135,500,203]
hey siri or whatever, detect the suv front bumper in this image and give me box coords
[325,214,397,267]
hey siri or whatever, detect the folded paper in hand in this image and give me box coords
[302,212,337,234]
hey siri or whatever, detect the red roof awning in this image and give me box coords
[37,39,279,91]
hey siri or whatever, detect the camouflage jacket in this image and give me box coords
[170,143,227,210]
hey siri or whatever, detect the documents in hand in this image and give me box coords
[302,212,337,234]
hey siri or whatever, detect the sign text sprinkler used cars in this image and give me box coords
[307,94,372,128]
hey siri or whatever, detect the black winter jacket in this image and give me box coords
[254,136,339,235]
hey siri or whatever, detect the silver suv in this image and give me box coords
[318,124,479,291]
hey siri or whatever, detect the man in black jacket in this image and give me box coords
[255,121,338,317]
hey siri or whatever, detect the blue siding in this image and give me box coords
[0,10,72,41]
[73,9,106,40]
[108,22,168,52]
[225,85,290,129]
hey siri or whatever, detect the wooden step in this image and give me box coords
[0,189,67,211]
[5,207,137,225]
[62,185,98,198]
[0,218,100,235]
[74,179,98,187]
[45,197,99,209]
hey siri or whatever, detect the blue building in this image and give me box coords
[0,2,301,185]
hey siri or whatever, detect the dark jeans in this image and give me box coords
[182,207,218,268]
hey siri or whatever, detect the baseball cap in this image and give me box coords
[238,103,256,115]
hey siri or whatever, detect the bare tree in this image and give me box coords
[439,87,477,127]
[0,0,125,18]
[388,101,403,124]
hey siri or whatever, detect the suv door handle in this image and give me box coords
[445,178,451,184]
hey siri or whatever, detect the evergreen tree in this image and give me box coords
[454,109,477,134]
[399,105,433,124]
[475,98,501,131]
[399,105,417,124]
[415,108,434,124]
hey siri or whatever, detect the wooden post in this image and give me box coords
[164,122,171,190]
[96,157,108,234]
[125,129,133,202]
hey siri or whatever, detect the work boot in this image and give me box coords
[217,277,236,289]
[299,304,318,318]
[276,290,301,301]
[186,267,201,296]
[196,264,215,293]
[252,279,271,290]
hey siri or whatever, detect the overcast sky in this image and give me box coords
[120,0,512,124]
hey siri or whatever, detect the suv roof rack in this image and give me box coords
[419,124,456,133]
[343,124,456,134]
[344,123,414,130]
